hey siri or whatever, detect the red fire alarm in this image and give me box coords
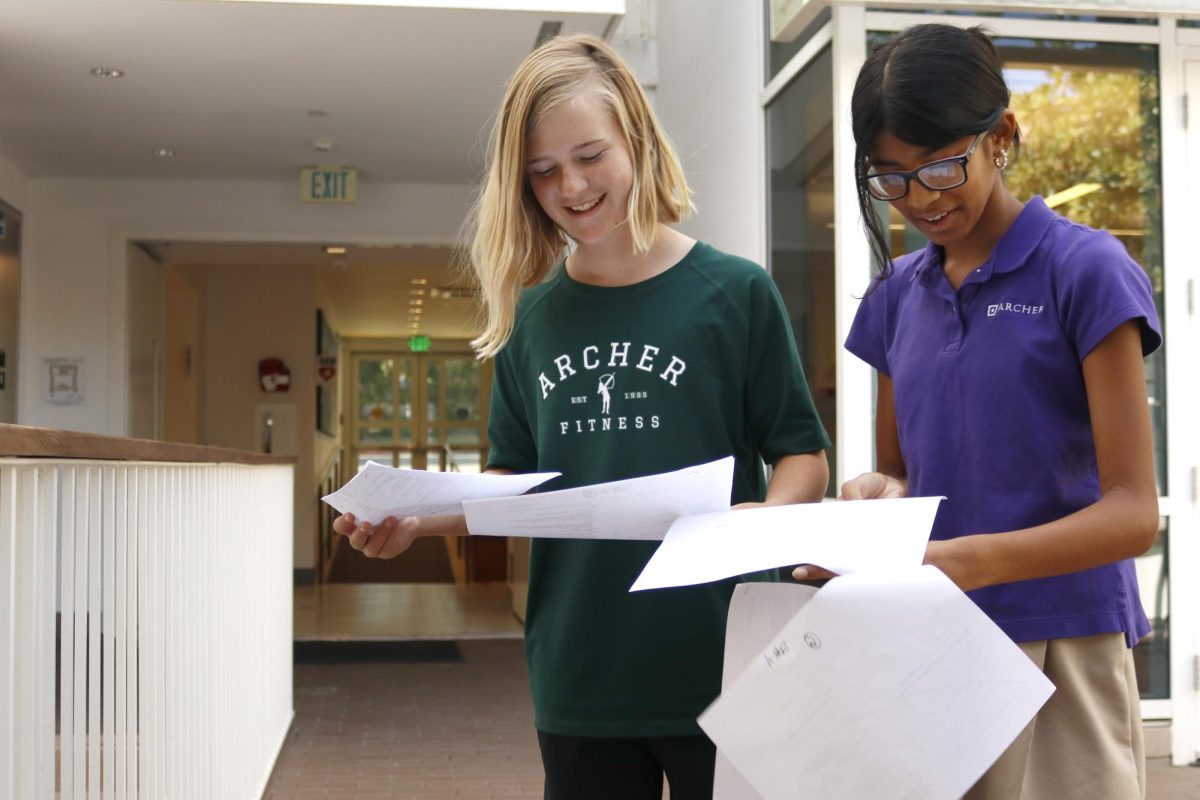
[258,358,291,392]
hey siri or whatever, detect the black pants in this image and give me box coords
[537,730,716,800]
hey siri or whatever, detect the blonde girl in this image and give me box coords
[337,34,829,799]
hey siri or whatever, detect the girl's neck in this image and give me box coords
[941,186,1025,289]
[566,224,696,287]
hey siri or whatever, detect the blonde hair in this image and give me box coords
[467,33,693,359]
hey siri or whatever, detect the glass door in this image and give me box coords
[350,351,490,475]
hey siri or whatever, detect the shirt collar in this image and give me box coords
[913,196,1055,285]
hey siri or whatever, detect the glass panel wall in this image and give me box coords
[766,44,837,495]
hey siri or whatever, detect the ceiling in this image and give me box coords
[0,0,620,182]
[3,0,620,338]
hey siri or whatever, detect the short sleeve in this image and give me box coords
[484,347,539,473]
[844,279,891,376]
[745,271,831,463]
[1055,232,1162,361]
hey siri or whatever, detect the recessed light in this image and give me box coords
[410,289,426,296]
[312,139,334,153]
[90,67,125,79]
[411,278,428,285]
[323,245,347,255]
[153,148,175,158]
[409,300,424,307]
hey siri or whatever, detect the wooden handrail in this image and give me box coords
[0,423,293,465]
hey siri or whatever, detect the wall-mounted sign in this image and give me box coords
[301,167,357,203]
[45,358,85,405]
[409,335,431,353]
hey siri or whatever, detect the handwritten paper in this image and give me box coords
[321,461,559,526]
[700,567,1054,800]
[462,457,734,540]
[630,496,942,592]
[714,583,819,799]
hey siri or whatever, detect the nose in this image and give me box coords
[905,180,941,211]
[559,165,587,197]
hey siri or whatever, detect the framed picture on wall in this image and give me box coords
[316,309,337,435]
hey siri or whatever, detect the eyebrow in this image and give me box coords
[869,144,952,169]
[525,138,608,165]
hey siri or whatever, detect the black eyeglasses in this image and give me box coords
[864,131,988,201]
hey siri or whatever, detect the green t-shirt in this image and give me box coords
[486,241,830,737]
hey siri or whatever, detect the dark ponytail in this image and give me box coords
[852,24,1019,280]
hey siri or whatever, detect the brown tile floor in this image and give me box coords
[294,582,523,642]
[265,640,543,799]
[264,637,1200,800]
[274,584,1200,799]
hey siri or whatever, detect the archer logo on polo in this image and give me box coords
[987,301,1045,317]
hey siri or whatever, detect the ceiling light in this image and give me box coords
[409,299,424,306]
[410,289,426,296]
[90,67,125,79]
[411,278,428,285]
[307,110,328,118]
[153,148,175,158]
[1045,183,1103,209]
[323,245,347,255]
[312,139,334,152]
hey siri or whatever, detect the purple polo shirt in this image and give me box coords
[845,197,1162,646]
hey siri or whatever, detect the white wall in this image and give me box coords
[194,263,318,568]
[655,0,765,265]
[18,177,474,435]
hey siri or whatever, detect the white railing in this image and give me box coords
[1,427,294,799]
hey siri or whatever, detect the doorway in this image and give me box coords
[0,199,21,424]
[322,346,506,587]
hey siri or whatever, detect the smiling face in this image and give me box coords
[868,129,1006,251]
[525,91,636,250]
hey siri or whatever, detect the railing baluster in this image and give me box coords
[87,466,101,798]
[72,466,88,800]
[59,467,76,799]
[103,465,116,797]
[0,467,14,800]
[115,466,128,800]
[3,449,293,798]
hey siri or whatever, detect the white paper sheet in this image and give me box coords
[714,583,818,800]
[700,567,1055,800]
[320,460,560,526]
[462,457,734,540]
[629,496,942,592]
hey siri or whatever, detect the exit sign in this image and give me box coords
[409,335,431,352]
[301,167,357,203]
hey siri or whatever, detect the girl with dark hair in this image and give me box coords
[801,23,1160,799]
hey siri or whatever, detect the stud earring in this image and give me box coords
[994,149,1009,170]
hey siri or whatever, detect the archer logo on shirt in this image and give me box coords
[537,342,687,399]
[986,302,1045,317]
[536,342,684,436]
